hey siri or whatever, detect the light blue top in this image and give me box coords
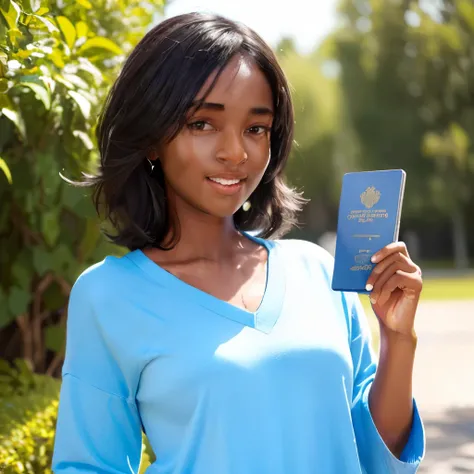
[52,237,425,474]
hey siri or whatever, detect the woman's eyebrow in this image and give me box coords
[192,101,274,116]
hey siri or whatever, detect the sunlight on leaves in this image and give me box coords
[0,157,12,184]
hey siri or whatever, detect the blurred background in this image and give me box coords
[0,0,473,472]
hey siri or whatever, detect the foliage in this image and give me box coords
[0,358,60,473]
[278,40,342,237]
[0,358,155,473]
[333,0,474,264]
[0,0,165,373]
[339,0,474,203]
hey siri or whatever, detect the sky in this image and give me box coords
[164,0,339,54]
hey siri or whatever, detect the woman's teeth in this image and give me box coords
[208,177,241,186]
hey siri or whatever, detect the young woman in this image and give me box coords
[52,12,425,474]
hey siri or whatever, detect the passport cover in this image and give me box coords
[331,169,406,293]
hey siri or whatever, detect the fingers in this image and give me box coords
[375,270,422,306]
[366,252,417,290]
[371,241,409,264]
[366,242,422,305]
[368,258,415,304]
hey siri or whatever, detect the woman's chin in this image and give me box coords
[198,202,245,219]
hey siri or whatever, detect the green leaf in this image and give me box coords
[35,6,49,15]
[0,359,12,375]
[0,0,21,30]
[77,58,103,85]
[8,286,31,317]
[76,0,92,9]
[62,183,84,211]
[76,20,88,38]
[450,123,469,163]
[1,107,26,139]
[439,24,462,51]
[62,72,89,90]
[68,90,90,119]
[49,48,65,68]
[77,37,123,56]
[33,247,51,276]
[54,73,75,89]
[45,324,66,352]
[31,14,58,32]
[0,78,8,92]
[18,82,51,110]
[56,15,76,50]
[79,218,100,260]
[29,0,41,13]
[51,243,74,273]
[73,130,94,149]
[43,282,65,311]
[458,0,474,31]
[41,209,60,247]
[21,0,41,13]
[0,156,12,184]
[8,27,22,47]
[13,357,34,377]
[12,261,31,289]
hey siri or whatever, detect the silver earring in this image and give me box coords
[147,158,155,174]
[242,201,251,212]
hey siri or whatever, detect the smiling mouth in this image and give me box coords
[206,176,246,195]
[207,177,243,186]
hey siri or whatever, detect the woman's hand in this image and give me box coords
[365,242,423,337]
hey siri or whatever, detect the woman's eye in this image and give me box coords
[188,121,212,131]
[247,125,271,135]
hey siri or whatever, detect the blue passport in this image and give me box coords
[331,169,406,293]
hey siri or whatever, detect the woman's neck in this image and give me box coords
[161,196,246,263]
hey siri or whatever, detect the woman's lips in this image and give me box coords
[206,177,245,195]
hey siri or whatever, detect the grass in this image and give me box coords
[419,276,474,300]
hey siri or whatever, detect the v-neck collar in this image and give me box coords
[125,233,285,334]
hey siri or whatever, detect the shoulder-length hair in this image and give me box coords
[88,12,305,250]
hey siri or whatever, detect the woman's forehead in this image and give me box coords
[195,55,273,105]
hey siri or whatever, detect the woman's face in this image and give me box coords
[157,54,274,218]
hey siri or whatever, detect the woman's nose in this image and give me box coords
[215,129,248,165]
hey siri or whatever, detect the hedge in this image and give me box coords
[0,359,154,473]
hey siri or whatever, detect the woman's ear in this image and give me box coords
[147,147,159,162]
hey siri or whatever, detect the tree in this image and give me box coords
[0,0,165,374]
[334,0,474,267]
[278,40,342,240]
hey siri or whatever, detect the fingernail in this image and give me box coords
[370,297,377,304]
[365,283,373,291]
[371,255,378,263]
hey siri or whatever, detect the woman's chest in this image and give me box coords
[135,283,354,417]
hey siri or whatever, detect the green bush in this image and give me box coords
[0,359,155,473]
[0,0,166,374]
[0,358,60,473]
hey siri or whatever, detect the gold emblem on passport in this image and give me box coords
[360,186,381,209]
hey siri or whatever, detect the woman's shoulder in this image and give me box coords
[70,251,141,301]
[275,238,335,267]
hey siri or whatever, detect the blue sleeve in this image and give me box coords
[52,273,143,473]
[347,293,426,473]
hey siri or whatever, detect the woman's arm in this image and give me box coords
[52,373,143,473]
[369,328,417,457]
[365,241,423,457]
[52,271,143,473]
[349,291,425,474]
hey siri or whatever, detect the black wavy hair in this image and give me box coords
[88,12,305,250]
